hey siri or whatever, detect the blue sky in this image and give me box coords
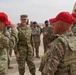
[0,0,76,23]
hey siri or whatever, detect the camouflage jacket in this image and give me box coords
[42,26,53,42]
[17,24,32,54]
[39,31,76,75]
[71,24,76,35]
[0,27,18,74]
[31,26,41,42]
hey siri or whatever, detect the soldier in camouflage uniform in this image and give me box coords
[4,27,14,69]
[39,12,76,75]
[42,20,53,53]
[71,12,76,35]
[30,21,34,56]
[31,21,41,58]
[16,14,36,75]
[0,12,18,75]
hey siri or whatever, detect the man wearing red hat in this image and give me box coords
[71,12,76,35]
[39,11,76,75]
[0,12,18,75]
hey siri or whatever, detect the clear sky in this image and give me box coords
[0,0,76,24]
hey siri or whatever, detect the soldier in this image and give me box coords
[42,20,53,53]
[31,21,41,58]
[30,21,33,28]
[16,14,36,75]
[0,12,18,75]
[71,12,76,35]
[49,19,59,43]
[30,21,34,56]
[5,27,13,69]
[39,11,76,75]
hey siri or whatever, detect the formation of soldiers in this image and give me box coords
[0,9,76,75]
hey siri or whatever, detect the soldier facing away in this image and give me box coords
[39,11,76,75]
[15,14,36,75]
[0,12,18,75]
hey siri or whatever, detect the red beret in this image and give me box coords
[49,12,74,24]
[0,12,10,26]
[71,12,76,18]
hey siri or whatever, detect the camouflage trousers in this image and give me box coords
[8,49,12,67]
[0,52,8,75]
[34,42,40,57]
[43,42,49,53]
[16,46,36,75]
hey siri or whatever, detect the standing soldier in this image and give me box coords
[31,21,41,58]
[30,21,33,28]
[42,20,53,53]
[5,27,13,69]
[30,21,35,56]
[39,11,76,75]
[49,19,59,43]
[0,12,18,75]
[16,14,36,75]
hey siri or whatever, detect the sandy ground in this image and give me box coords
[8,34,44,75]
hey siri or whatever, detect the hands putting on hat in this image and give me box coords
[9,22,17,28]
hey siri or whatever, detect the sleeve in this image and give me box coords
[42,27,44,33]
[0,33,9,49]
[36,28,41,35]
[26,27,33,55]
[10,28,18,49]
[48,27,53,35]
[39,39,65,75]
[0,35,10,49]
[31,29,37,35]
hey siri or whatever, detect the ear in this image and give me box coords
[58,21,63,28]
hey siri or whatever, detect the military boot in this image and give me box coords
[32,73,36,75]
[36,49,40,58]
[20,73,24,75]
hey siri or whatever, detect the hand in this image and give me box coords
[15,53,20,58]
[0,34,2,40]
[9,23,17,28]
[43,32,48,35]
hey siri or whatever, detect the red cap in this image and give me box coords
[49,12,74,24]
[71,12,76,18]
[0,12,10,26]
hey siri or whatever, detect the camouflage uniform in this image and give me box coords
[31,26,41,57]
[0,27,18,75]
[49,34,59,43]
[16,23,36,75]
[0,12,18,75]
[0,31,9,75]
[4,27,14,69]
[71,24,76,35]
[39,31,76,75]
[42,26,53,53]
[30,26,35,56]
